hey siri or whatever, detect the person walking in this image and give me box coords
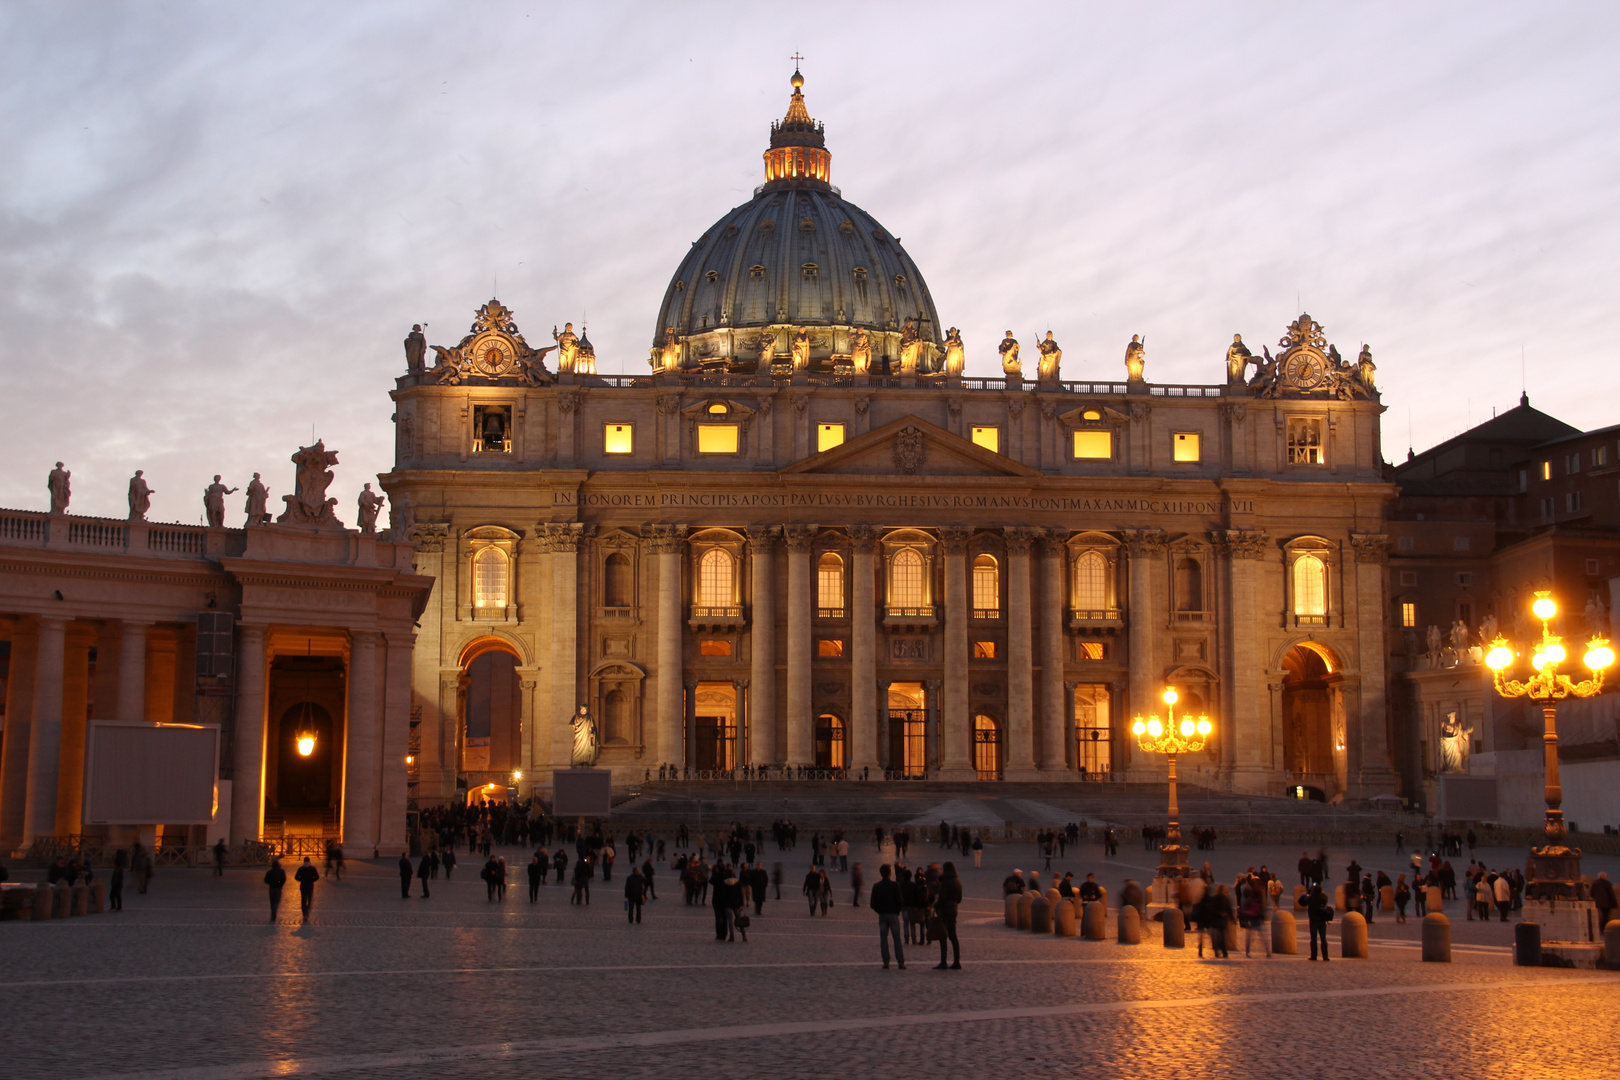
[625,866,646,924]
[416,854,432,898]
[870,864,906,969]
[713,864,735,941]
[571,856,592,905]
[641,858,658,900]
[1394,875,1410,923]
[213,838,228,876]
[483,856,501,902]
[933,861,963,970]
[971,834,983,868]
[851,862,865,907]
[132,842,151,894]
[109,848,126,912]
[1493,871,1513,922]
[442,848,457,879]
[294,857,319,922]
[527,853,544,902]
[751,863,768,915]
[803,866,823,915]
[398,853,414,898]
[264,858,287,923]
[1306,883,1332,962]
[1238,877,1270,958]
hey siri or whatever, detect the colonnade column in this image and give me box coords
[55,629,93,835]
[1124,529,1166,779]
[649,525,687,769]
[1039,531,1068,772]
[1003,528,1039,779]
[1220,529,1268,791]
[849,525,880,771]
[22,616,68,844]
[230,625,267,844]
[0,623,39,850]
[1349,534,1397,797]
[783,525,816,767]
[378,635,414,850]
[116,621,150,722]
[746,526,780,766]
[342,630,379,848]
[939,527,974,780]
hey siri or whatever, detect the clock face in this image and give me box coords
[1284,349,1328,390]
[471,333,515,377]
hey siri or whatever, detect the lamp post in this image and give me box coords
[1484,590,1613,899]
[1130,688,1212,880]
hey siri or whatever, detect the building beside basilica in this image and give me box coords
[383,72,1399,807]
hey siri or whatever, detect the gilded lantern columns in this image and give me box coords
[783,525,817,767]
[648,524,688,768]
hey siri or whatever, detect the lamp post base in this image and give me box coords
[1527,844,1585,901]
[1156,843,1191,880]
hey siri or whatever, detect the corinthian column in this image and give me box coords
[542,522,586,771]
[939,527,974,780]
[783,525,817,767]
[849,525,880,771]
[1349,533,1397,798]
[649,525,688,769]
[1039,531,1068,772]
[1124,529,1166,779]
[342,630,379,848]
[1003,527,1040,779]
[22,616,68,845]
[1218,528,1268,791]
[746,526,780,766]
[230,624,267,844]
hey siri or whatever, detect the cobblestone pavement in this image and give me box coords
[4,841,1617,1080]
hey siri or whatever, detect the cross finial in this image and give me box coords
[790,52,804,67]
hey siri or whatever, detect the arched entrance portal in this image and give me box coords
[461,645,521,776]
[973,714,1003,781]
[814,713,845,769]
[1281,644,1346,798]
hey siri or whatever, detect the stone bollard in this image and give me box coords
[90,879,106,914]
[33,882,53,922]
[1054,897,1077,937]
[1426,885,1443,911]
[52,881,71,918]
[1421,912,1451,962]
[1379,885,1395,912]
[1030,892,1051,934]
[1016,892,1033,931]
[1045,888,1063,933]
[70,883,89,916]
[1272,909,1298,955]
[1293,884,1307,910]
[1117,903,1141,944]
[1339,911,1368,958]
[1161,906,1185,948]
[1082,900,1107,940]
[1604,920,1620,968]
[1333,884,1349,912]
[1005,894,1020,928]
[1514,921,1542,967]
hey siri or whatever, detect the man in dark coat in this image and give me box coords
[416,854,432,898]
[869,863,905,969]
[294,857,320,922]
[264,858,287,922]
[624,867,646,923]
[1306,883,1332,961]
[398,853,414,898]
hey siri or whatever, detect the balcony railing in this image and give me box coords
[0,508,230,560]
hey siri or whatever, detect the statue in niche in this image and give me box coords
[849,327,873,374]
[941,327,965,376]
[357,483,386,533]
[898,318,924,375]
[791,327,812,371]
[553,322,580,374]
[1356,344,1377,392]
[1424,624,1443,668]
[998,331,1021,376]
[1225,334,1253,383]
[127,470,154,521]
[1438,711,1473,774]
[277,441,343,527]
[570,703,601,767]
[203,475,238,528]
[1124,335,1146,381]
[47,462,71,514]
[244,473,271,525]
[1036,331,1062,381]
[403,324,427,375]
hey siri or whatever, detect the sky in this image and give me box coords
[2,2,1617,525]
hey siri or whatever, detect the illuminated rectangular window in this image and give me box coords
[697,424,739,453]
[603,423,634,455]
[972,640,997,659]
[1172,432,1201,462]
[817,638,844,657]
[971,426,1000,453]
[1079,641,1105,661]
[1541,460,1552,480]
[816,423,845,452]
[1072,430,1112,460]
[1400,601,1417,628]
[699,639,733,657]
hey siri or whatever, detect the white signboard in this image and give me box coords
[85,721,220,825]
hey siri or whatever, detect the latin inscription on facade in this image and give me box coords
[580,491,1252,515]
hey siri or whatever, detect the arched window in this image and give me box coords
[889,548,927,609]
[473,546,508,609]
[697,548,735,609]
[1073,550,1109,612]
[817,552,845,617]
[972,554,999,618]
[1293,554,1327,619]
[603,689,629,745]
[973,714,1002,781]
[815,714,845,769]
[604,552,632,607]
[1175,557,1203,614]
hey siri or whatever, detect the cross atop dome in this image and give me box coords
[766,60,829,188]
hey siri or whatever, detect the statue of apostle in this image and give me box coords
[127,470,154,521]
[791,328,812,371]
[552,322,580,374]
[1036,331,1062,381]
[1356,343,1377,392]
[897,318,925,375]
[403,324,427,375]
[998,331,1021,376]
[47,462,71,514]
[244,473,271,525]
[1225,334,1253,383]
[203,475,238,528]
[1124,335,1146,381]
[849,327,873,375]
[570,703,600,767]
[941,327,965,376]
[356,483,386,533]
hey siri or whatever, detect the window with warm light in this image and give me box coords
[1073,550,1109,611]
[697,548,735,607]
[604,423,634,454]
[817,552,844,616]
[1541,460,1552,480]
[1401,601,1417,627]
[817,423,845,452]
[699,639,732,657]
[1079,641,1106,661]
[888,548,927,608]
[971,426,1000,453]
[1172,432,1201,462]
[1288,417,1325,465]
[817,638,844,657]
[973,640,997,659]
[1073,430,1112,459]
[473,546,509,609]
[1293,554,1327,618]
[972,554,999,617]
[697,424,739,453]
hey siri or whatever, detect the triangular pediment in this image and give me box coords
[781,415,1040,477]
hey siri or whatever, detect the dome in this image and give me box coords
[650,72,943,375]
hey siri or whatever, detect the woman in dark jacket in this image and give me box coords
[933,862,963,969]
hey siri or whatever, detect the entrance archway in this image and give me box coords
[1281,643,1344,796]
[815,713,845,769]
[693,682,737,771]
[973,713,1002,781]
[275,702,334,812]
[460,643,521,774]
[886,682,926,778]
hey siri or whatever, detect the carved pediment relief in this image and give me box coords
[680,397,758,422]
[781,415,1041,478]
[1057,404,1130,427]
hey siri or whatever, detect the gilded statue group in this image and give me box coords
[46,443,402,536]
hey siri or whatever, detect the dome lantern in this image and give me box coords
[764,68,830,190]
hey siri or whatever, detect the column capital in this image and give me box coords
[1122,528,1167,556]
[683,677,701,690]
[734,678,750,691]
[1064,680,1080,691]
[782,524,818,552]
[1003,526,1040,555]
[646,523,689,554]
[939,526,972,556]
[237,622,267,641]
[924,678,942,691]
[538,521,589,553]
[1211,528,1270,560]
[1349,532,1389,564]
[1038,529,1069,557]
[349,629,380,647]
[745,524,781,550]
[847,523,881,551]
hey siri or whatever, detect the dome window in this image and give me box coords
[839,220,855,236]
[722,225,739,239]
[749,265,766,280]
[872,229,887,243]
[759,219,776,235]
[852,267,867,281]
[894,274,907,288]
[799,218,816,234]
[705,270,719,284]
[802,262,819,279]
[675,280,686,292]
